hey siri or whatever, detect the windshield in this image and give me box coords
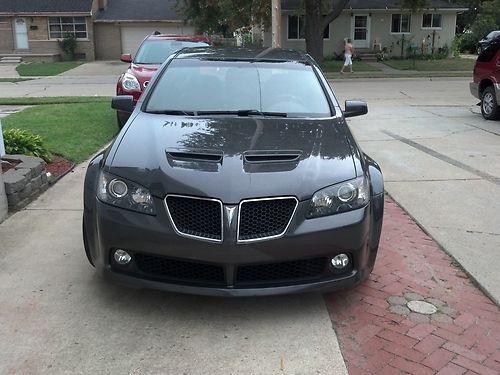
[145,59,332,118]
[134,40,209,64]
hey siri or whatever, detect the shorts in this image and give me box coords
[344,54,352,66]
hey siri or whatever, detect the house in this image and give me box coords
[277,0,468,57]
[93,0,195,60]
[0,0,194,62]
[0,0,97,61]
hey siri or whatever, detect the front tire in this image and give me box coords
[481,86,500,120]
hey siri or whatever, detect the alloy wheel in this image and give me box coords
[482,92,494,115]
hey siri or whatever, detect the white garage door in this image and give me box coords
[121,25,196,55]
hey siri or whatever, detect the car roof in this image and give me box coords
[174,47,311,63]
[144,34,211,43]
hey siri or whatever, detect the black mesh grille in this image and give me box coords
[166,196,222,241]
[134,253,225,284]
[236,257,327,285]
[238,198,297,241]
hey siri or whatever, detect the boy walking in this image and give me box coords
[340,39,354,74]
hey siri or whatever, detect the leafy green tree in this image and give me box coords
[178,0,432,62]
[178,0,270,37]
[454,0,500,53]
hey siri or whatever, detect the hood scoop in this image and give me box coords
[166,149,223,163]
[243,150,302,164]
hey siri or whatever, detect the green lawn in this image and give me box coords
[16,62,83,76]
[321,59,380,72]
[0,96,110,105]
[2,99,117,162]
[382,58,475,71]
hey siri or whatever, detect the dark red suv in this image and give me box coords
[470,37,500,120]
[116,34,211,128]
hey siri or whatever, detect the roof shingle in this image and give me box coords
[95,0,184,21]
[0,0,93,13]
[282,0,466,10]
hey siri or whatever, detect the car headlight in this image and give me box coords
[307,176,370,219]
[97,171,155,215]
[122,72,141,91]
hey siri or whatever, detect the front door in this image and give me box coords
[351,14,370,49]
[14,18,29,50]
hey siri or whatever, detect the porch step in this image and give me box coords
[357,52,378,62]
[0,56,22,64]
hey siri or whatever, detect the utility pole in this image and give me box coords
[271,0,281,47]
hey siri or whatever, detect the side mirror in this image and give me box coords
[111,96,135,113]
[344,100,368,118]
[120,53,132,63]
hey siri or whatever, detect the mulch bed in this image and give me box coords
[1,155,73,178]
[0,159,20,173]
[46,155,74,178]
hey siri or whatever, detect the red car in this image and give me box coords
[116,34,211,128]
[470,36,500,120]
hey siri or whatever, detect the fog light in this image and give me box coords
[331,254,349,269]
[114,249,131,265]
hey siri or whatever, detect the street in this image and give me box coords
[0,66,499,374]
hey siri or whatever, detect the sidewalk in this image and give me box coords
[326,196,500,375]
[0,63,20,78]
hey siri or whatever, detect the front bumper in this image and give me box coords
[87,195,382,296]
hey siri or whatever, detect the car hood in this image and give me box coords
[128,63,159,84]
[108,113,357,202]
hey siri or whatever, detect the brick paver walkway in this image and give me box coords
[326,196,500,375]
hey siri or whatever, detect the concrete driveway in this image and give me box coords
[0,165,347,375]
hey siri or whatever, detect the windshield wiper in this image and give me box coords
[147,110,196,116]
[196,110,287,117]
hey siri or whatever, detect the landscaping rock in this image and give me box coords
[1,154,48,211]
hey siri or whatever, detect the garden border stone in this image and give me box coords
[1,154,48,211]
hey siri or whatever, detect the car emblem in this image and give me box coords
[225,206,237,227]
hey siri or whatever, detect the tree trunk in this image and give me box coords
[305,0,324,63]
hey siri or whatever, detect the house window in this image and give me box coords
[422,13,442,28]
[287,15,329,40]
[391,14,411,33]
[48,17,87,39]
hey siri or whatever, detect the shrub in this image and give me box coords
[2,128,52,162]
[57,33,77,60]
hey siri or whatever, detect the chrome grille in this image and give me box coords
[165,195,223,242]
[237,197,298,242]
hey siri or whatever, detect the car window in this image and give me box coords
[134,40,209,64]
[145,59,332,118]
[477,42,500,62]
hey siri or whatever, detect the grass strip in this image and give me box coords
[0,78,32,83]
[16,62,83,76]
[0,96,111,105]
[382,58,474,71]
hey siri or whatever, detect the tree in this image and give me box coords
[178,0,270,37]
[304,0,349,63]
[455,0,500,53]
[178,0,432,62]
